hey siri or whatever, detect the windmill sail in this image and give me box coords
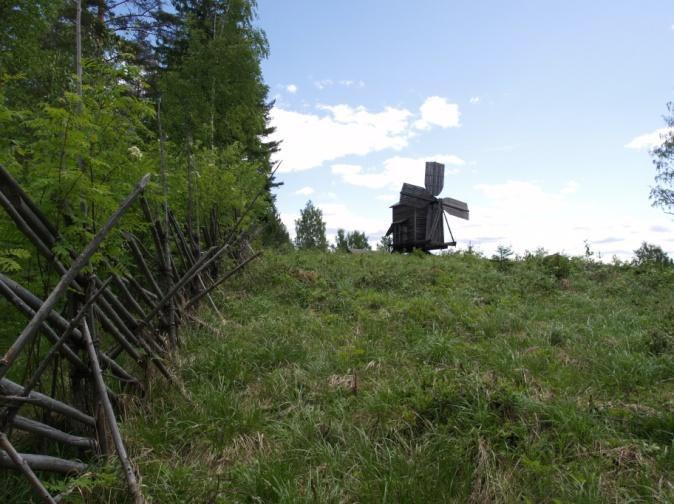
[425,161,444,196]
[441,197,469,220]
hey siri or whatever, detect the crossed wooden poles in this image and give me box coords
[0,165,262,502]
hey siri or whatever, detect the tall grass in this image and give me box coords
[4,251,673,502]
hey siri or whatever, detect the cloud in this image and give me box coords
[474,181,567,215]
[376,194,398,202]
[286,84,298,94]
[269,104,413,172]
[650,225,670,233]
[314,79,333,90]
[451,181,674,260]
[294,186,314,196]
[270,96,464,173]
[561,180,579,194]
[593,237,622,244]
[414,96,461,130]
[625,127,673,150]
[339,80,365,88]
[469,96,481,104]
[331,154,464,190]
[314,79,365,90]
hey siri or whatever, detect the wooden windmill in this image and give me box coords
[385,161,469,252]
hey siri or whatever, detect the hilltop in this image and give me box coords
[31,251,674,502]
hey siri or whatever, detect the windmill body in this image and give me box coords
[385,162,469,252]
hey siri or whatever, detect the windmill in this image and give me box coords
[385,161,469,252]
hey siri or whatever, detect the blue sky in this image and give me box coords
[257,0,674,259]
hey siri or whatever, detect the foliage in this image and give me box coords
[650,102,674,212]
[632,241,673,268]
[0,0,280,281]
[541,253,571,280]
[377,234,393,252]
[491,244,514,271]
[294,200,327,251]
[259,206,291,249]
[0,248,30,273]
[334,228,371,251]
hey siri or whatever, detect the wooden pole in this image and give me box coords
[0,432,56,503]
[0,174,151,380]
[82,319,144,503]
[0,449,86,475]
[1,379,95,426]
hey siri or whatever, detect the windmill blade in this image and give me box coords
[424,162,444,196]
[441,197,469,220]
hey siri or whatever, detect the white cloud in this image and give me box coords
[469,96,481,104]
[331,154,464,190]
[452,180,668,260]
[339,80,365,88]
[316,202,387,237]
[561,180,579,194]
[314,79,365,90]
[269,104,413,172]
[270,96,464,173]
[314,79,333,90]
[474,181,566,214]
[376,194,398,202]
[294,186,314,196]
[286,84,298,94]
[414,96,461,130]
[625,127,673,150]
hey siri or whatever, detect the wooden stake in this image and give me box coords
[82,319,143,504]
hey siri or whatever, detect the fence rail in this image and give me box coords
[0,164,262,503]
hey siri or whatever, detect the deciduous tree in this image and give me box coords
[294,201,327,250]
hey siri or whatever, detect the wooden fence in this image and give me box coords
[0,164,262,503]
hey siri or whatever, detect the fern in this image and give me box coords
[0,247,30,273]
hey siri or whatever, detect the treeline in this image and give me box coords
[0,0,289,279]
[293,200,380,252]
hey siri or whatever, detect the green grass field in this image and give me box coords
[6,250,674,502]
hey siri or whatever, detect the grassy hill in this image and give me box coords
[24,251,674,502]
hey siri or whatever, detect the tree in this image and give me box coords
[334,228,348,252]
[377,235,392,252]
[294,201,327,250]
[491,244,514,271]
[260,206,291,248]
[346,230,370,250]
[334,229,370,251]
[650,102,674,212]
[632,242,672,268]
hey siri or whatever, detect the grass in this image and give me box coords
[3,250,674,502]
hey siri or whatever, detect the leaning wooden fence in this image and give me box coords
[0,164,262,502]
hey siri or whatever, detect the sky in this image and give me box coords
[256,0,674,259]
